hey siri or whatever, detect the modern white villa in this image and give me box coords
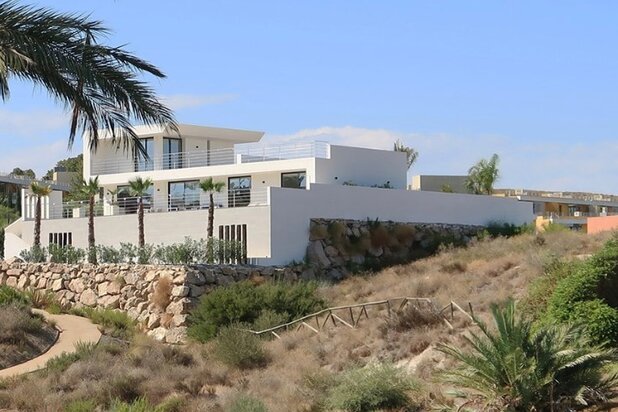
[4,124,533,264]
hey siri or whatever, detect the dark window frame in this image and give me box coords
[228,175,252,208]
[281,171,307,189]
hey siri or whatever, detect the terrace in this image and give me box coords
[90,141,330,175]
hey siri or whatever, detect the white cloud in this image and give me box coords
[264,126,618,194]
[162,93,238,110]
[0,140,75,178]
[0,108,68,137]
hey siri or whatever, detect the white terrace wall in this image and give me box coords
[8,206,271,260]
[264,184,534,265]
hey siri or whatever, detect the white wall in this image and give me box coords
[314,145,407,189]
[6,206,271,260]
[264,184,534,265]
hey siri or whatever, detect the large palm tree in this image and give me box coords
[29,182,52,248]
[437,301,618,411]
[77,177,100,264]
[199,177,226,239]
[0,2,177,154]
[129,177,152,248]
[465,153,500,195]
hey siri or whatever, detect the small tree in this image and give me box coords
[77,177,100,264]
[128,177,153,249]
[199,178,226,239]
[465,153,500,195]
[393,139,418,170]
[29,182,52,248]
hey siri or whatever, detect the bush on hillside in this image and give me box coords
[325,363,422,412]
[225,393,269,412]
[546,236,618,344]
[485,221,535,238]
[214,325,269,369]
[187,281,325,341]
[0,285,30,307]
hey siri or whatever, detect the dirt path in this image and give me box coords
[0,309,101,378]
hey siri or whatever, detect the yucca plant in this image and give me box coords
[437,301,618,411]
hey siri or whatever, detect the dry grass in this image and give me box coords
[152,276,173,311]
[0,231,609,412]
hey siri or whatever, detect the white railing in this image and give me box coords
[91,141,330,175]
[37,188,269,220]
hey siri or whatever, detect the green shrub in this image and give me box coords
[64,399,97,412]
[572,300,618,344]
[226,393,269,412]
[0,305,43,345]
[325,363,421,412]
[252,309,289,333]
[96,245,122,263]
[545,236,618,344]
[214,325,268,369]
[48,244,85,264]
[0,285,30,307]
[188,281,325,341]
[485,221,534,237]
[110,397,151,412]
[45,342,96,374]
[19,245,47,262]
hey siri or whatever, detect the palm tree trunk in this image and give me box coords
[208,192,214,238]
[34,195,41,248]
[88,194,97,264]
[138,197,145,248]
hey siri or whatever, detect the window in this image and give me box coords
[117,184,153,214]
[49,232,72,247]
[281,171,306,189]
[163,138,182,170]
[228,176,251,207]
[168,180,200,210]
[134,138,154,172]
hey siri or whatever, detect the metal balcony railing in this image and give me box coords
[34,188,269,220]
[91,141,330,175]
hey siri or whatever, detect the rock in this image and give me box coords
[101,295,120,309]
[51,279,64,292]
[186,270,206,285]
[327,268,344,281]
[171,314,187,327]
[6,277,17,288]
[107,281,122,295]
[164,327,187,344]
[171,286,190,297]
[172,273,186,285]
[221,266,235,276]
[97,282,110,296]
[69,278,86,293]
[350,254,365,264]
[166,298,192,315]
[145,270,158,282]
[300,267,316,281]
[200,269,217,284]
[324,245,339,257]
[147,327,167,342]
[189,285,206,298]
[368,246,384,257]
[6,269,21,277]
[17,275,29,289]
[307,241,331,268]
[218,275,233,286]
[80,289,97,306]
[147,314,160,329]
[124,272,141,285]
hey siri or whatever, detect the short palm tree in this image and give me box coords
[199,178,226,239]
[465,153,500,195]
[129,177,153,248]
[393,139,419,170]
[77,177,100,264]
[437,301,618,411]
[0,2,177,153]
[29,182,52,248]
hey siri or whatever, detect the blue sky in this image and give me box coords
[2,1,618,192]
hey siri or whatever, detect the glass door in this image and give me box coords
[168,181,200,210]
[228,176,251,207]
[163,138,182,170]
[134,138,154,172]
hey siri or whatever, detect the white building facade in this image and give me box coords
[4,124,534,264]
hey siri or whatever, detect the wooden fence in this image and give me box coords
[244,297,475,339]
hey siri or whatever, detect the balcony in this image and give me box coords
[91,141,329,175]
[36,188,269,220]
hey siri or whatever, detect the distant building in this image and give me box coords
[409,175,469,194]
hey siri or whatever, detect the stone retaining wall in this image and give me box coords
[305,219,484,279]
[0,261,298,343]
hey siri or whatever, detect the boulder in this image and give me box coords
[164,327,187,344]
[147,327,167,342]
[80,289,97,306]
[306,241,331,268]
[17,275,29,289]
[166,298,192,315]
[106,281,122,295]
[324,245,339,257]
[171,286,190,297]
[97,282,110,296]
[51,279,64,292]
[6,277,17,288]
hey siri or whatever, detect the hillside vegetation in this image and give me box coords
[0,230,616,411]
